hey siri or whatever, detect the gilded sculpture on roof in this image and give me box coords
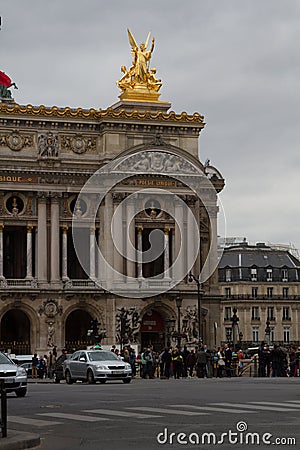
[117,29,162,102]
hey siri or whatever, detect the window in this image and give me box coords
[281,268,288,282]
[225,288,231,299]
[283,327,290,344]
[252,287,258,299]
[252,327,259,343]
[282,306,290,321]
[224,307,231,320]
[266,268,273,281]
[251,306,259,320]
[250,268,257,281]
[267,287,273,299]
[282,287,289,299]
[225,268,232,282]
[267,306,275,321]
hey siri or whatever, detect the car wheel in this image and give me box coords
[15,388,27,397]
[65,370,73,384]
[53,373,60,384]
[99,379,106,384]
[87,370,95,384]
[123,378,131,384]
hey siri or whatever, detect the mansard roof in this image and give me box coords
[219,242,300,269]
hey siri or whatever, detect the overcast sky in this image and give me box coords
[1,1,299,253]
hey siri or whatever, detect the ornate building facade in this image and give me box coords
[219,242,300,347]
[0,32,225,355]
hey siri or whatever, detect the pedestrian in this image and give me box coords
[129,348,136,377]
[224,343,232,377]
[182,345,190,378]
[186,349,196,377]
[141,347,154,379]
[258,342,266,377]
[196,346,209,378]
[32,353,39,379]
[172,348,183,379]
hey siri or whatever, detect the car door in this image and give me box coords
[77,352,88,378]
[68,351,81,378]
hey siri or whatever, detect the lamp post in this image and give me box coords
[175,296,183,349]
[265,319,271,346]
[231,307,239,351]
[189,272,203,346]
[226,328,232,344]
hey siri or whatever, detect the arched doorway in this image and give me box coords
[0,310,31,354]
[140,310,165,352]
[65,310,94,351]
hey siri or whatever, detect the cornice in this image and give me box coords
[0,103,205,124]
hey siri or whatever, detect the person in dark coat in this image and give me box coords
[196,347,209,378]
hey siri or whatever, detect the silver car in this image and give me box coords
[0,352,27,397]
[63,350,132,384]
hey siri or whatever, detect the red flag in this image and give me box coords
[0,71,12,87]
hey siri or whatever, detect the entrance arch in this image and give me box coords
[65,309,94,351]
[0,310,31,354]
[140,309,165,352]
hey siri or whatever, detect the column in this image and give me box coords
[50,194,60,283]
[62,225,68,280]
[26,225,33,278]
[137,226,143,279]
[90,227,96,279]
[125,199,136,278]
[103,192,114,285]
[112,198,123,280]
[37,193,47,282]
[164,228,170,279]
[0,224,4,279]
[207,204,218,286]
[174,200,184,281]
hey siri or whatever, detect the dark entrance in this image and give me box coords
[65,310,94,351]
[0,310,31,354]
[140,310,165,352]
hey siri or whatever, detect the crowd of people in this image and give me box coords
[30,342,300,380]
[31,346,63,379]
[119,342,300,380]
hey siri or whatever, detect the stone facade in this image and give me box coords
[0,97,224,355]
[219,242,300,347]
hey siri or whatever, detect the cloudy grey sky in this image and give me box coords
[1,1,299,252]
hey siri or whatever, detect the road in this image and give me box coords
[4,377,300,450]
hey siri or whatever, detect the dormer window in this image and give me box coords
[266,268,273,282]
[225,268,232,282]
[281,268,288,282]
[250,267,257,281]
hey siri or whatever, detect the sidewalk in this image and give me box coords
[0,430,40,450]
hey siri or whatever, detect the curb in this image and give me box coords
[0,430,40,450]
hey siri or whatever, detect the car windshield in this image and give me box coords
[0,353,13,365]
[88,351,119,362]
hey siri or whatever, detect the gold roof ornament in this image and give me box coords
[117,29,163,103]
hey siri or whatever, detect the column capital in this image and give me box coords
[27,225,33,233]
[137,226,143,235]
[62,225,69,234]
[0,224,4,233]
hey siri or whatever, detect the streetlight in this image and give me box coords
[231,307,239,351]
[265,319,271,346]
[188,272,203,346]
[226,328,232,344]
[175,296,183,349]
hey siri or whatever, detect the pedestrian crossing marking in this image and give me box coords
[8,415,61,427]
[250,401,300,408]
[38,412,109,422]
[170,404,256,414]
[127,407,207,416]
[83,409,162,419]
[284,400,300,404]
[212,402,299,412]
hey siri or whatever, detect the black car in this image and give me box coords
[52,354,71,383]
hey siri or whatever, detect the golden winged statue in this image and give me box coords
[117,29,162,101]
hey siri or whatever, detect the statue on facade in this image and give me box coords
[116,306,141,345]
[0,70,18,100]
[117,29,162,99]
